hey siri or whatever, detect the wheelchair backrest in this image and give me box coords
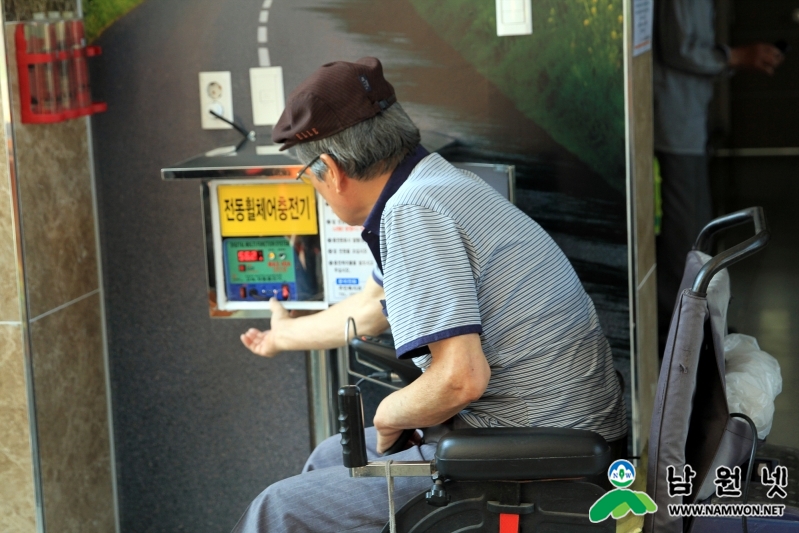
[646,250,756,532]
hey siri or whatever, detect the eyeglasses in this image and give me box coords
[296,155,322,184]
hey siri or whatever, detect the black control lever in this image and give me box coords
[338,384,416,461]
[338,385,368,468]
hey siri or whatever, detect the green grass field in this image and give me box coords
[83,0,146,41]
[410,0,626,191]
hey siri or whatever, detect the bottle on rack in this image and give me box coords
[51,11,75,112]
[29,13,60,115]
[67,16,91,110]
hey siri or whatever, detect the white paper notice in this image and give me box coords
[633,0,654,56]
[322,202,377,304]
[250,67,285,126]
[495,0,532,36]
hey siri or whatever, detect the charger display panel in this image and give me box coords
[224,237,297,301]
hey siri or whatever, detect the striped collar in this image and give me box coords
[361,145,429,270]
[362,145,430,235]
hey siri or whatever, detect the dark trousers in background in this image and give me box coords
[656,151,713,355]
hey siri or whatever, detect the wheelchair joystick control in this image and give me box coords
[425,476,450,507]
[338,385,368,469]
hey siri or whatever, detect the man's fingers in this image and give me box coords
[758,45,783,73]
[240,303,288,358]
[241,329,269,352]
[241,330,262,347]
[242,328,261,342]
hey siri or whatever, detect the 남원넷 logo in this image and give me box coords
[589,460,658,522]
[666,463,789,518]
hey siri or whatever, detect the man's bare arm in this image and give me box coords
[241,276,389,357]
[372,333,491,453]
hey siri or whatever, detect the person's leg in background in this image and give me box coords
[656,151,713,355]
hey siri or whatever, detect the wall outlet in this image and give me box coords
[496,0,533,36]
[199,71,233,130]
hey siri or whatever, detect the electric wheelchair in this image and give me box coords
[337,207,799,533]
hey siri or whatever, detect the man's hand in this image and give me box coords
[376,427,422,455]
[237,277,388,358]
[240,298,289,357]
[376,427,406,454]
[729,43,784,75]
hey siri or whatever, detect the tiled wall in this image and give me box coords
[0,17,116,533]
[0,92,37,531]
[0,325,36,532]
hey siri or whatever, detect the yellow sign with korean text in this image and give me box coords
[218,183,318,237]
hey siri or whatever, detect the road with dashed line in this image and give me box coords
[257,0,271,67]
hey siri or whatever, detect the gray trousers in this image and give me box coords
[656,151,712,354]
[231,427,438,533]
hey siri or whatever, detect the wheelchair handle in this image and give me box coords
[338,385,368,468]
[691,206,770,295]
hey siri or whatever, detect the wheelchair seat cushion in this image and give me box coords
[435,427,612,481]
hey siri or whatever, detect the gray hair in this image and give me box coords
[292,102,420,181]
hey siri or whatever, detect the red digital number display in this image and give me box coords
[238,250,264,262]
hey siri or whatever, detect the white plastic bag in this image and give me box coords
[724,333,782,439]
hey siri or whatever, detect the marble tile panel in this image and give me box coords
[30,293,114,533]
[0,66,21,323]
[0,324,37,533]
[0,161,21,322]
[5,28,99,319]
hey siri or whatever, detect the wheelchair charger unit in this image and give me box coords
[163,148,389,317]
[207,178,332,313]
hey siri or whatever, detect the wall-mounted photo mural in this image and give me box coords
[85,0,630,530]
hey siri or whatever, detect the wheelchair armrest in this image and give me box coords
[350,335,422,385]
[435,427,612,481]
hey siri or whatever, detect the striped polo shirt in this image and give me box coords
[362,146,627,442]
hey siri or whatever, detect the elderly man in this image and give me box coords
[233,57,626,533]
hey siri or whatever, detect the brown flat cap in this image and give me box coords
[272,57,397,151]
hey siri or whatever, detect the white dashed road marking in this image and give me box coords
[258,47,271,67]
[257,2,272,68]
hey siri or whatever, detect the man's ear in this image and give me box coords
[319,154,348,194]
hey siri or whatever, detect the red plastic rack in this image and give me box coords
[15,20,107,124]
